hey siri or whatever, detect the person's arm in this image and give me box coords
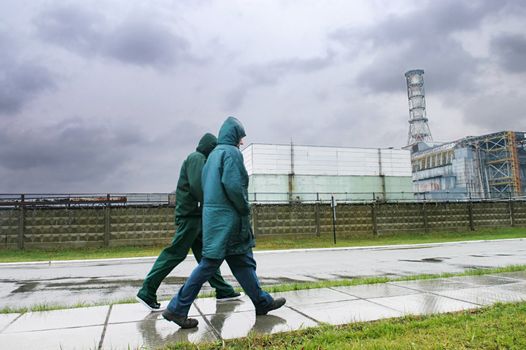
[221,154,250,216]
[186,155,205,202]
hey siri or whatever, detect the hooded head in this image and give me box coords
[196,133,217,157]
[218,116,246,147]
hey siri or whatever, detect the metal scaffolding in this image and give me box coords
[463,131,523,197]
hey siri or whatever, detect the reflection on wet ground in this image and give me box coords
[2,239,526,309]
[1,272,526,349]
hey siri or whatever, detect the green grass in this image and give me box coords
[2,264,525,315]
[163,302,526,349]
[1,227,525,263]
[254,227,526,250]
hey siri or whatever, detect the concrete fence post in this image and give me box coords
[104,194,111,247]
[252,204,258,236]
[17,194,25,250]
[421,202,429,233]
[314,202,320,236]
[468,200,475,231]
[371,203,378,236]
[508,197,515,227]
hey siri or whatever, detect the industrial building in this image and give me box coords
[242,143,412,202]
[404,70,526,199]
[240,70,525,203]
[410,132,526,199]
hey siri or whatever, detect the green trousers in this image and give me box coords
[138,216,236,301]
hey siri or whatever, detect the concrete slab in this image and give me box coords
[272,288,358,306]
[435,285,526,306]
[109,302,199,324]
[446,275,518,286]
[205,307,318,339]
[102,314,217,349]
[3,305,109,333]
[498,281,526,294]
[0,325,103,350]
[194,296,253,315]
[372,293,478,315]
[293,299,402,325]
[391,279,473,292]
[0,314,20,333]
[331,283,420,299]
[494,271,526,281]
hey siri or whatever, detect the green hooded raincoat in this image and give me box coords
[201,117,255,259]
[175,133,217,218]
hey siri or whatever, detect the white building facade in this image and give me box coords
[242,143,413,202]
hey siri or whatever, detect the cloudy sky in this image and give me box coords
[1,0,525,193]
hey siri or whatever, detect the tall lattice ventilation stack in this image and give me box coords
[405,69,433,146]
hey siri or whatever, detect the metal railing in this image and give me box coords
[1,191,524,208]
[0,193,175,208]
[247,191,525,204]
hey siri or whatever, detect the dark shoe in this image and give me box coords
[162,309,198,329]
[216,292,243,302]
[256,297,286,316]
[136,293,161,312]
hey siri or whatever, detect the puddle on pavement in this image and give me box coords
[399,257,449,263]
[11,282,39,293]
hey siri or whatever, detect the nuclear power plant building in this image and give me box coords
[404,70,526,199]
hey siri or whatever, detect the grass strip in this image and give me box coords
[2,264,525,315]
[0,227,524,263]
[163,301,526,349]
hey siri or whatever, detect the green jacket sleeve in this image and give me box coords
[186,154,205,202]
[221,154,250,216]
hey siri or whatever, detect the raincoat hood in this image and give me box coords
[218,117,246,146]
[196,133,217,157]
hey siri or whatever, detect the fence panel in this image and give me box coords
[24,207,105,249]
[376,203,426,233]
[514,201,526,226]
[110,206,174,246]
[0,209,19,249]
[252,203,317,236]
[426,202,470,231]
[333,204,374,238]
[472,201,511,228]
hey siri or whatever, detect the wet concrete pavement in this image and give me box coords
[1,271,526,349]
[1,238,526,309]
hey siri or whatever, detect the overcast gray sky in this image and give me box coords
[1,0,525,193]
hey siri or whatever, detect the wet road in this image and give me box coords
[1,238,525,308]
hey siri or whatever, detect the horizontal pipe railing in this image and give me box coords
[1,191,525,208]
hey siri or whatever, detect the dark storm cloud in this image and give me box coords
[225,51,335,109]
[33,3,192,68]
[103,19,190,68]
[34,4,104,54]
[0,119,147,191]
[0,32,56,115]
[490,33,526,73]
[333,0,516,94]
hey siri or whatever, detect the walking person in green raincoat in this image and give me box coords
[162,117,286,328]
[136,133,240,311]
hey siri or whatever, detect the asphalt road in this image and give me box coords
[2,238,525,309]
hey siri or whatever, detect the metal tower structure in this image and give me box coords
[405,69,433,146]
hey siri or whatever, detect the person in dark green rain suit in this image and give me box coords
[162,117,286,329]
[136,133,240,311]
